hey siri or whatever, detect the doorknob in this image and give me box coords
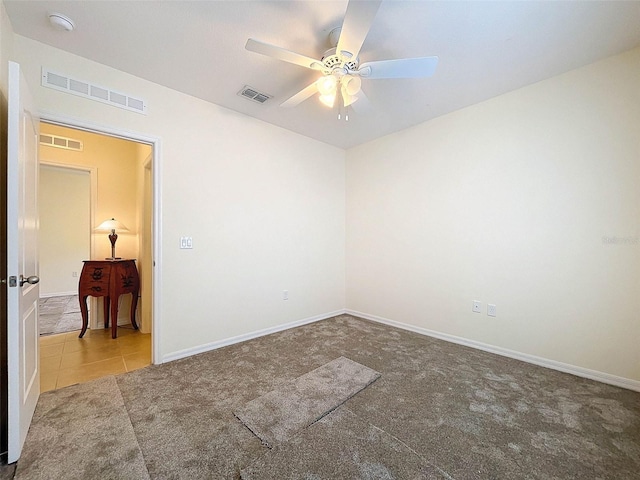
[19,275,40,287]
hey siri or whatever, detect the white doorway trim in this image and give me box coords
[39,112,163,365]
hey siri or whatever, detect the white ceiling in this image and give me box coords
[5,1,640,149]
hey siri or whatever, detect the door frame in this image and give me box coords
[39,113,163,365]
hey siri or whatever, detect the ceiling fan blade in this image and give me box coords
[358,56,439,79]
[336,0,382,61]
[280,82,318,108]
[246,38,325,71]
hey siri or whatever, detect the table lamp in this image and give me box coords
[95,218,129,260]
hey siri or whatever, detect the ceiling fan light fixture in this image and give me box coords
[316,75,337,96]
[319,93,336,108]
[343,93,358,107]
[343,76,362,96]
[341,85,358,107]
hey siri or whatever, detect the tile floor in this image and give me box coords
[40,326,151,393]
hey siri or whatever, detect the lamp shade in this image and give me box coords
[316,75,337,96]
[343,76,362,96]
[95,218,129,233]
[319,93,336,108]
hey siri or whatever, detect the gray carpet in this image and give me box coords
[14,376,149,480]
[240,407,448,479]
[0,464,15,480]
[13,314,640,479]
[38,295,83,336]
[234,356,380,447]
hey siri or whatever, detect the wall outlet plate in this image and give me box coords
[488,304,497,317]
[472,300,482,313]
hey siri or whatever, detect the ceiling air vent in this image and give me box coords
[40,133,84,152]
[41,67,147,115]
[238,86,271,104]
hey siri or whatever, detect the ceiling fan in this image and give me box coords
[245,0,438,115]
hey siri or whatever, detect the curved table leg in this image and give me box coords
[110,296,119,339]
[104,297,110,328]
[78,295,90,338]
[130,291,139,330]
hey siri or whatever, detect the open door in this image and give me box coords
[6,61,40,463]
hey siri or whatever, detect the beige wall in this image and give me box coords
[40,124,142,261]
[38,165,90,295]
[135,143,153,333]
[11,34,346,360]
[346,47,640,382]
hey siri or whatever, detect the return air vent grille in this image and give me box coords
[41,68,147,115]
[40,134,83,152]
[238,86,271,104]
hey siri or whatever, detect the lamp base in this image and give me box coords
[105,257,122,260]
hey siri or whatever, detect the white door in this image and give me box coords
[6,61,40,463]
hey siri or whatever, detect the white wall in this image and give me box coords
[38,165,90,296]
[10,35,346,360]
[347,47,640,382]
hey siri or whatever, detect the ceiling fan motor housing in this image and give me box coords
[322,48,359,72]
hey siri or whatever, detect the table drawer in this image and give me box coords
[80,265,111,296]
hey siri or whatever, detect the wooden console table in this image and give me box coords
[78,259,140,339]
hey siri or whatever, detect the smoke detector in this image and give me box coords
[48,13,75,32]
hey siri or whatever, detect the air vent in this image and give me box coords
[40,133,83,152]
[41,68,147,115]
[238,86,271,104]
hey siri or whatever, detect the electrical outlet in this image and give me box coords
[72,271,78,277]
[472,300,482,313]
[488,304,497,317]
[283,290,289,300]
[180,236,193,249]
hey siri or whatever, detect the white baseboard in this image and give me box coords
[162,310,345,364]
[346,309,640,393]
[39,291,77,298]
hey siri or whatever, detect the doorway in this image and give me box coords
[38,164,90,336]
[38,122,154,392]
